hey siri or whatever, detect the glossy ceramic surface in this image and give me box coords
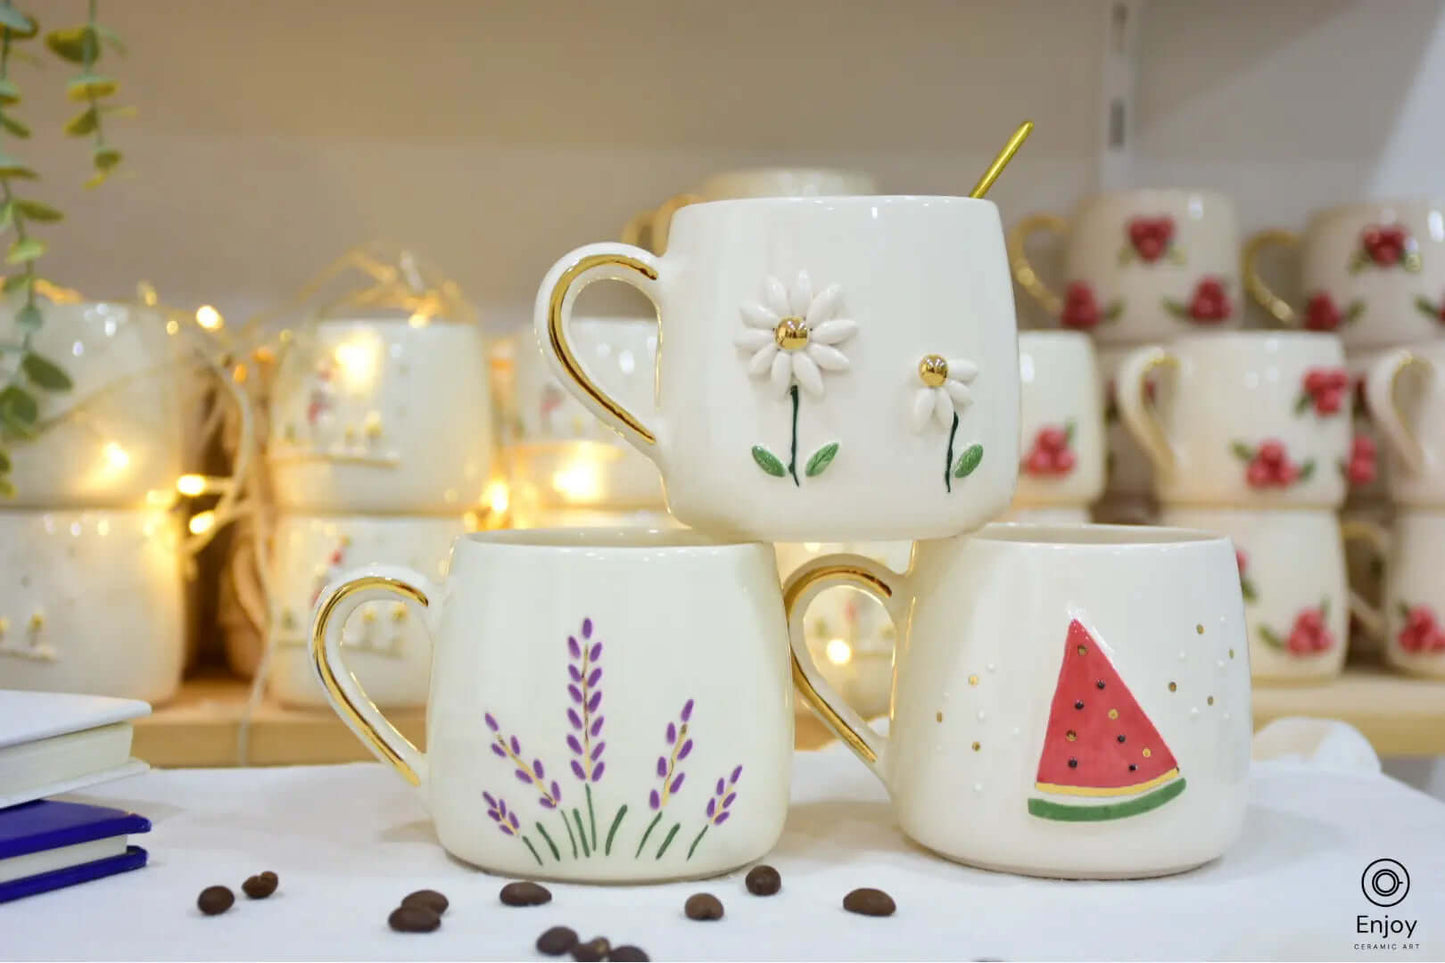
[1349,510,1445,679]
[1366,341,1445,506]
[1014,332,1105,508]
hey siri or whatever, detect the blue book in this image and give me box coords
[0,800,150,902]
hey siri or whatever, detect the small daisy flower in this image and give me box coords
[736,270,857,398]
[909,354,979,432]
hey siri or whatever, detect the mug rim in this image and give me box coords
[1077,187,1234,209]
[970,522,1227,548]
[461,526,765,552]
[1308,197,1445,225]
[674,194,997,217]
[1018,329,1094,348]
[1165,330,1342,350]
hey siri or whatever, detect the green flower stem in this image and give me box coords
[521,836,543,866]
[685,825,708,860]
[585,784,597,851]
[561,812,578,858]
[534,822,561,861]
[635,810,663,858]
[654,821,681,859]
[83,0,107,155]
[786,383,800,486]
[604,804,627,856]
[944,411,959,493]
[571,808,591,858]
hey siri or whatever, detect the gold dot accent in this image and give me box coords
[363,411,383,438]
[1168,682,1177,692]
[28,613,44,630]
[1207,695,1215,706]
[971,741,981,752]
[935,711,943,723]
[918,353,949,387]
[1065,730,1077,742]
[1196,624,1205,635]
[1142,747,1152,758]
[1108,708,1119,720]
[1076,645,1087,656]
[361,609,378,624]
[1228,648,1235,659]
[392,604,408,622]
[773,316,810,350]
[968,674,979,686]
[0,617,8,634]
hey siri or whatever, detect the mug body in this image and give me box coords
[268,514,463,708]
[1098,344,1155,499]
[1014,332,1104,507]
[1383,509,1445,678]
[0,507,184,703]
[1000,505,1091,525]
[423,529,793,881]
[1300,199,1445,350]
[1378,341,1445,506]
[1162,507,1347,684]
[2,302,184,508]
[1150,333,1350,507]
[654,196,1020,540]
[1344,348,1388,502]
[889,524,1251,878]
[1061,189,1241,343]
[268,319,493,514]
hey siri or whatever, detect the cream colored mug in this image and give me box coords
[1346,510,1445,679]
[1014,332,1105,509]
[1365,341,1445,506]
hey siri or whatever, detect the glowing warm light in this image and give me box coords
[551,460,602,503]
[195,305,224,331]
[333,337,380,387]
[102,442,130,471]
[145,489,175,509]
[96,519,110,536]
[485,480,510,515]
[165,319,179,336]
[803,542,822,553]
[407,311,431,328]
[825,638,853,666]
[176,474,208,497]
[188,511,216,536]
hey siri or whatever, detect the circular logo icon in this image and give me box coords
[1362,858,1410,907]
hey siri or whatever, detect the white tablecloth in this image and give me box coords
[3,745,1443,961]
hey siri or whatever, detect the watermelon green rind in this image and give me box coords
[1028,777,1186,822]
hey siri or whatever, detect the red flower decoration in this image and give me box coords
[1344,435,1377,486]
[1235,438,1313,489]
[1397,605,1445,653]
[1303,292,1363,331]
[1351,225,1420,273]
[1164,276,1233,325]
[1236,549,1257,603]
[1021,422,1077,477]
[1297,367,1349,416]
[1060,281,1120,331]
[1126,216,1175,264]
[1286,607,1334,655]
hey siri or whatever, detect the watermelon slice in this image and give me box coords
[1028,619,1186,822]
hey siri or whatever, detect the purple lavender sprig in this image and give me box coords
[635,698,694,858]
[485,712,562,809]
[483,790,542,866]
[687,765,744,860]
[565,617,604,851]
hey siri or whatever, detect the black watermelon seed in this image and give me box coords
[1067,758,1078,768]
[1096,680,1106,689]
[1074,700,1085,710]
[1116,734,1126,743]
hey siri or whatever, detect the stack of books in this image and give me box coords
[0,690,152,902]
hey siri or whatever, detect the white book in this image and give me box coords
[0,690,151,809]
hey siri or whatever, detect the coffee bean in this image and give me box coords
[242,874,277,899]
[571,937,610,961]
[684,892,724,921]
[499,880,552,906]
[536,925,579,956]
[745,864,781,896]
[842,887,895,917]
[609,945,649,961]
[197,885,234,916]
[259,870,278,883]
[388,905,441,933]
[401,889,448,915]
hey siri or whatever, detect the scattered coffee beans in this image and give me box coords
[197,885,235,916]
[242,874,278,899]
[388,905,441,933]
[571,936,610,961]
[500,880,553,906]
[536,925,579,956]
[745,864,781,896]
[400,889,449,915]
[684,892,724,921]
[259,871,277,883]
[609,945,650,961]
[842,887,896,917]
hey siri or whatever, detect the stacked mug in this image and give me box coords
[1244,199,1445,678]
[311,191,1255,882]
[261,314,492,708]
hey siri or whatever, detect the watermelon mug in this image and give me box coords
[787,523,1253,879]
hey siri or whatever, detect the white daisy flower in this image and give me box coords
[910,354,979,432]
[735,270,857,398]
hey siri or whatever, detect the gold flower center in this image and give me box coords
[918,354,949,387]
[774,316,810,351]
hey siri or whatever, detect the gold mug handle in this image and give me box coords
[311,566,433,786]
[618,209,655,253]
[1340,519,1392,640]
[783,553,911,782]
[1006,212,1070,318]
[1242,228,1301,326]
[1365,348,1434,475]
[533,242,663,452]
[1114,344,1181,475]
[648,192,702,255]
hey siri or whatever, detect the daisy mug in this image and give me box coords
[310,528,793,883]
[534,196,1021,542]
[786,523,1253,879]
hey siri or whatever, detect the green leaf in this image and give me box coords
[0,476,13,499]
[1257,625,1285,650]
[1297,459,1316,482]
[0,384,38,427]
[1168,248,1186,265]
[1162,298,1190,320]
[1063,420,1076,447]
[64,107,97,136]
[15,199,60,222]
[93,146,122,171]
[0,152,36,179]
[83,170,108,189]
[953,443,984,479]
[0,78,18,105]
[6,236,45,264]
[1417,295,1441,321]
[1293,393,1311,415]
[67,73,117,102]
[1348,251,1367,275]
[1240,578,1257,604]
[2,271,32,293]
[14,302,41,331]
[94,24,127,55]
[22,352,72,391]
[1103,301,1123,321]
[47,26,99,65]
[0,448,9,472]
[1319,597,1330,619]
[804,441,839,478]
[0,113,29,138]
[0,201,12,232]
[750,445,786,478]
[1345,300,1365,323]
[0,6,35,36]
[1398,602,1414,620]
[1230,441,1254,461]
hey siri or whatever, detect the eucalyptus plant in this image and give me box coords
[0,0,126,496]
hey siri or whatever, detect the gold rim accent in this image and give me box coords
[970,120,1034,199]
[1241,228,1300,326]
[785,564,894,765]
[546,252,659,445]
[1035,768,1180,798]
[1131,351,1180,472]
[311,575,428,786]
[1006,212,1069,316]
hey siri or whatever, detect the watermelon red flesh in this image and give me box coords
[1034,619,1179,794]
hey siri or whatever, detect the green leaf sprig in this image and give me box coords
[48,0,126,188]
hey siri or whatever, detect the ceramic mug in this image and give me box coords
[786,523,1252,879]
[1098,344,1157,500]
[1008,189,1242,342]
[1014,332,1105,509]
[1347,510,1445,679]
[1116,333,1351,508]
[1365,341,1445,506]
[1344,349,1387,502]
[535,196,1021,541]
[1161,507,1348,685]
[267,514,465,708]
[268,317,493,514]
[312,529,793,882]
[1244,199,1445,350]
[0,507,184,703]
